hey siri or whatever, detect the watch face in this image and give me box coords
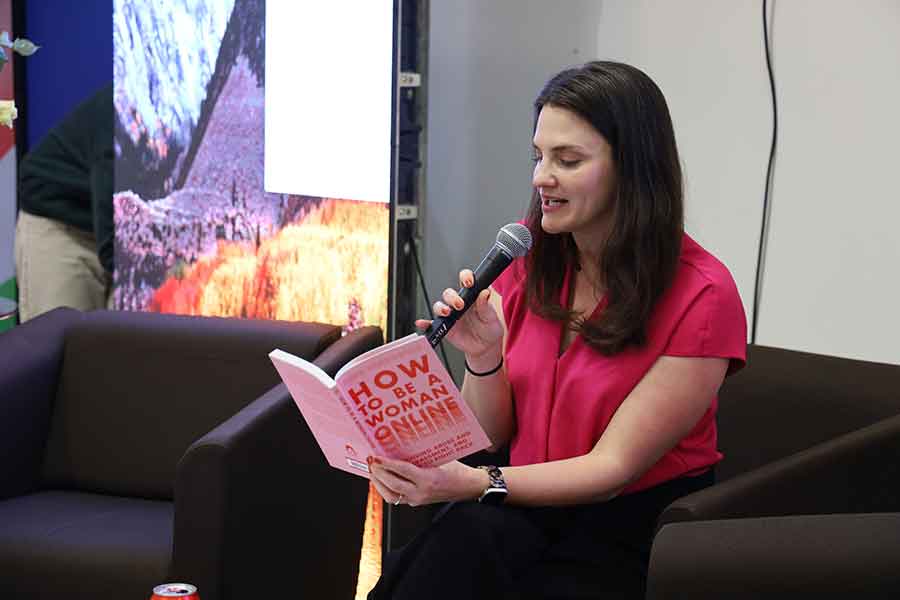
[479,487,508,506]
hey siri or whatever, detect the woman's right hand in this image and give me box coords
[416,269,504,362]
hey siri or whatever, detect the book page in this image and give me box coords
[270,348,336,388]
[270,350,374,478]
[334,335,491,468]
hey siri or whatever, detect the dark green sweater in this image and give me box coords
[19,83,114,272]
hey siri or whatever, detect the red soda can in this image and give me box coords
[150,583,200,600]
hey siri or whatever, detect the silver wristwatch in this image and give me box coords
[477,465,508,505]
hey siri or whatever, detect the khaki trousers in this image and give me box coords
[14,211,112,322]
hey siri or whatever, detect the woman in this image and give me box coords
[368,61,746,599]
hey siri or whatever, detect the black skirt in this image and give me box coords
[368,471,713,600]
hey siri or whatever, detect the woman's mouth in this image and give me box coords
[542,197,568,210]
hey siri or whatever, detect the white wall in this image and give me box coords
[425,0,900,368]
[753,0,900,364]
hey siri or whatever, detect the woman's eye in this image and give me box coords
[531,154,542,163]
[559,158,581,168]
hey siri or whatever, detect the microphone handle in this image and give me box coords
[426,245,512,348]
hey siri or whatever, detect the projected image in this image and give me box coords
[112,0,390,334]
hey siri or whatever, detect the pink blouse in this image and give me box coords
[491,233,747,494]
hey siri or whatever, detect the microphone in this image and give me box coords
[425,223,533,348]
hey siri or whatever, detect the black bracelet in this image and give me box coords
[465,357,503,377]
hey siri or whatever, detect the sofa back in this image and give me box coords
[716,344,900,481]
[41,310,341,499]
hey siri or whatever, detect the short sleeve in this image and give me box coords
[663,279,748,375]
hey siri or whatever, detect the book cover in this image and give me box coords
[270,333,491,478]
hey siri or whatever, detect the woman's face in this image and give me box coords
[532,104,617,246]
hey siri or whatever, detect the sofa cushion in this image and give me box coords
[0,490,173,599]
[648,513,900,599]
[42,310,340,499]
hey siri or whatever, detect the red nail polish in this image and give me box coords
[366,456,374,465]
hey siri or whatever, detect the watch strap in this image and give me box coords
[477,465,508,504]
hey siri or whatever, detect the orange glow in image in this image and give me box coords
[149,198,389,336]
[355,484,384,599]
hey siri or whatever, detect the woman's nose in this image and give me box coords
[532,160,556,188]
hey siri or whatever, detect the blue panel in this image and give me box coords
[24,0,112,150]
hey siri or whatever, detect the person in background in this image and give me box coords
[14,82,113,321]
[367,61,747,599]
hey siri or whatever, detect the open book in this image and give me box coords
[270,333,491,478]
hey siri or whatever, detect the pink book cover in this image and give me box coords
[269,334,491,479]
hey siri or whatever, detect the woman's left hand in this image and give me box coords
[367,457,487,507]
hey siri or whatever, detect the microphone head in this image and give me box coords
[496,223,533,258]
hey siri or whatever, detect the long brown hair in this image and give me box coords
[526,61,684,355]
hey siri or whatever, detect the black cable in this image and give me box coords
[408,235,455,381]
[752,0,778,344]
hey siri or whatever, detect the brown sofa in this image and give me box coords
[647,344,900,599]
[0,307,383,600]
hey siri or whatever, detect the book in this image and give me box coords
[269,333,492,478]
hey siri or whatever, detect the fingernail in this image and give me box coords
[366,456,374,465]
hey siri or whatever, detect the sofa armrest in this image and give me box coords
[173,383,369,600]
[647,513,900,600]
[659,412,900,527]
[0,307,83,498]
[312,325,383,377]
